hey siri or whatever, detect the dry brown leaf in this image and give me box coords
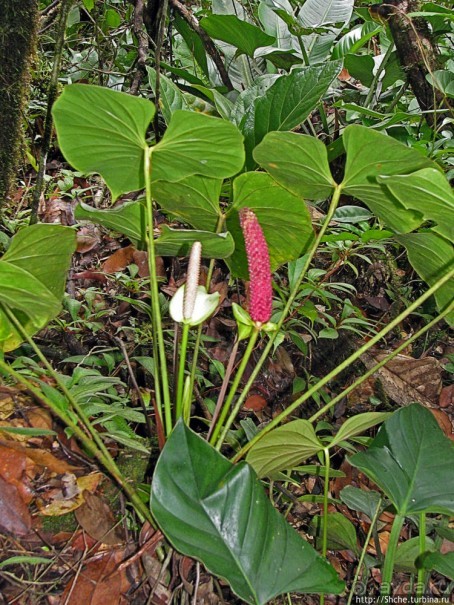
[0,440,79,474]
[75,491,124,545]
[102,245,135,273]
[439,384,454,409]
[243,394,267,411]
[360,352,442,408]
[62,549,130,605]
[430,409,454,441]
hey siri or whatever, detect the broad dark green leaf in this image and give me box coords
[0,225,76,351]
[341,125,435,232]
[75,201,146,247]
[344,54,374,87]
[152,175,223,232]
[173,12,209,78]
[246,419,323,478]
[395,232,454,325]
[155,226,234,258]
[417,551,454,581]
[226,172,313,278]
[200,14,276,57]
[378,168,454,242]
[151,421,343,604]
[151,110,245,182]
[349,404,454,516]
[310,512,358,552]
[242,61,342,166]
[52,85,154,201]
[332,205,373,223]
[253,131,335,200]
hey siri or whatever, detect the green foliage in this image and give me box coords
[200,14,276,57]
[349,404,454,516]
[0,225,76,351]
[151,420,344,604]
[52,85,154,201]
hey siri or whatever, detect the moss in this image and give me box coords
[0,0,39,209]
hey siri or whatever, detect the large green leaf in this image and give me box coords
[0,225,76,352]
[253,131,335,200]
[226,172,313,278]
[378,168,454,242]
[395,232,454,325]
[52,85,154,201]
[155,226,234,258]
[151,421,344,604]
[152,175,223,232]
[349,404,454,516]
[75,201,146,247]
[242,61,342,166]
[246,419,323,478]
[341,125,435,232]
[200,14,276,57]
[151,110,245,182]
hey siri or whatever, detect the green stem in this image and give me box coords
[234,274,454,462]
[347,499,382,605]
[417,513,426,601]
[175,322,190,420]
[0,358,154,525]
[364,42,395,108]
[145,147,172,434]
[210,328,260,449]
[297,35,310,66]
[381,513,405,596]
[319,447,331,605]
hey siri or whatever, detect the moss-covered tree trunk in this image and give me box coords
[0,0,39,210]
[376,0,451,127]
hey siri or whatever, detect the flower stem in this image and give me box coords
[210,327,260,449]
[417,513,427,601]
[175,322,190,421]
[319,447,331,605]
[145,147,172,435]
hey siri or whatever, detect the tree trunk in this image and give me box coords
[0,0,39,210]
[376,0,452,127]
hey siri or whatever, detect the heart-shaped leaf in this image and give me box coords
[395,232,454,325]
[152,175,223,232]
[341,125,436,233]
[253,131,335,200]
[349,404,454,516]
[340,486,382,520]
[200,14,276,57]
[246,419,323,478]
[151,110,245,182]
[151,421,344,604]
[226,172,313,278]
[0,225,76,351]
[52,85,154,201]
